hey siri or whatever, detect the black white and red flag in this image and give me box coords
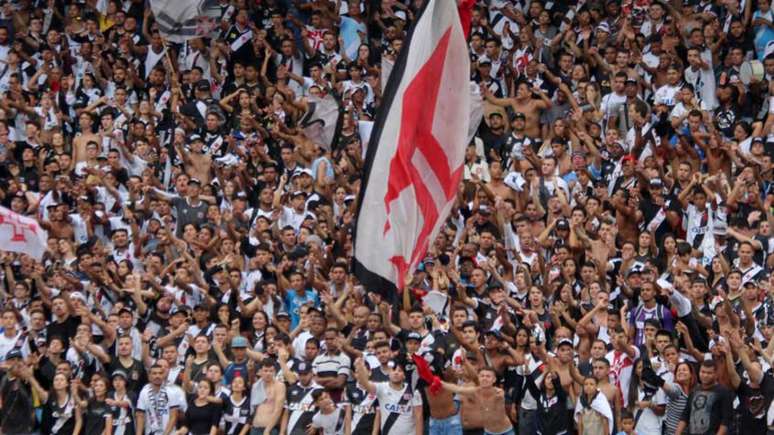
[353,0,477,298]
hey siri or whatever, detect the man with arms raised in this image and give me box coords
[437,366,514,435]
[354,357,423,435]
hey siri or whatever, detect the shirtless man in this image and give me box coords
[485,161,516,203]
[424,374,461,435]
[174,135,213,185]
[459,381,486,434]
[72,112,101,164]
[482,81,551,139]
[479,330,522,378]
[252,359,286,435]
[40,204,75,240]
[550,335,580,403]
[441,367,514,435]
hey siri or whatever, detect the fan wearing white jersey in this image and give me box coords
[353,357,423,435]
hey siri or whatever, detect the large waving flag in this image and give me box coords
[353,0,476,298]
[0,206,48,260]
[150,0,221,43]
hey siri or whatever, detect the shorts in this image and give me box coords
[429,413,462,435]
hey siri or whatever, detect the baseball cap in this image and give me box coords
[292,168,314,178]
[5,349,22,361]
[296,361,312,374]
[626,264,644,278]
[231,336,249,348]
[188,178,202,186]
[556,219,570,230]
[406,332,422,341]
[557,338,574,348]
[649,178,664,188]
[484,329,503,340]
[276,311,290,319]
[70,292,87,303]
[111,369,129,380]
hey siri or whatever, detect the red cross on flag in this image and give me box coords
[353,0,474,297]
[0,206,48,260]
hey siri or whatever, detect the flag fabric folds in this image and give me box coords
[299,94,343,151]
[353,0,474,298]
[0,206,48,260]
[150,0,221,43]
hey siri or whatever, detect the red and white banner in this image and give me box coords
[0,206,48,260]
[353,0,474,296]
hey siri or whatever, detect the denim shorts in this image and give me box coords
[429,413,462,435]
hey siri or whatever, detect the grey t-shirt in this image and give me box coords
[171,197,209,237]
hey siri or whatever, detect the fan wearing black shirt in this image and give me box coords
[724,335,774,435]
[180,379,223,435]
[79,375,112,435]
[676,360,733,435]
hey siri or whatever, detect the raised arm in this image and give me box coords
[354,357,376,395]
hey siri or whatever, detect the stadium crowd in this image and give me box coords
[3,0,774,434]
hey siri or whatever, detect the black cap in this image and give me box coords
[556,219,570,230]
[4,349,22,360]
[484,329,503,340]
[276,311,290,319]
[288,246,309,260]
[196,79,210,91]
[514,112,526,120]
[557,338,574,348]
[188,178,202,186]
[487,282,504,292]
[406,332,422,341]
[296,361,312,374]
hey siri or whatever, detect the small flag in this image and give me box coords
[0,206,48,260]
[150,0,221,43]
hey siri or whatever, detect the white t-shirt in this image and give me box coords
[0,331,30,360]
[605,346,640,408]
[654,84,680,107]
[635,387,667,434]
[311,406,344,435]
[136,384,184,434]
[601,92,627,122]
[375,382,422,435]
[279,205,312,231]
[683,203,714,247]
[685,65,718,110]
